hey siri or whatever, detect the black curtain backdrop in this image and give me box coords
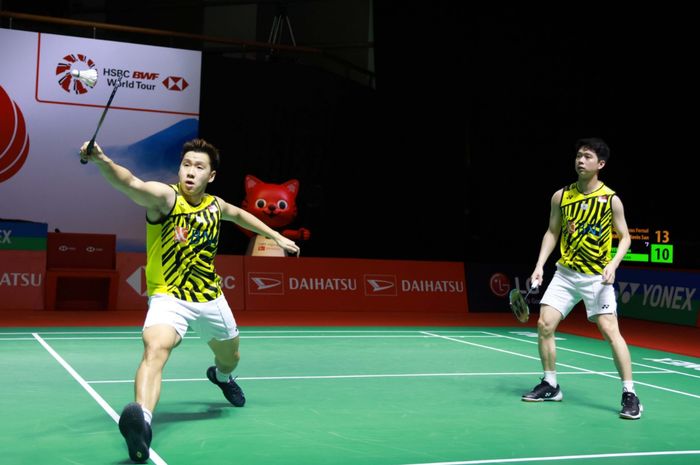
[198,5,698,267]
[3,2,697,266]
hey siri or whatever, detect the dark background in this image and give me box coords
[2,2,698,268]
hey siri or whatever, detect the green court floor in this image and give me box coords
[1,327,699,465]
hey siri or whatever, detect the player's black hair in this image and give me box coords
[575,137,610,162]
[181,138,220,171]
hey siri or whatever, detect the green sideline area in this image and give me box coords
[1,327,699,465]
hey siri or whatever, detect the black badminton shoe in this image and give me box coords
[207,366,246,407]
[619,391,643,419]
[118,402,152,463]
[521,379,563,402]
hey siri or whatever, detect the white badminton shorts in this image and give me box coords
[144,293,239,341]
[540,264,617,321]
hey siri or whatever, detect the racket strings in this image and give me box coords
[509,290,530,323]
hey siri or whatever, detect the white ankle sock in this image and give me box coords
[216,368,231,383]
[622,380,635,394]
[544,371,557,387]
[142,407,153,425]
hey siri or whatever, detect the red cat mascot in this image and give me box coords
[240,175,311,256]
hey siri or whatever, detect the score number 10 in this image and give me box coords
[651,230,673,264]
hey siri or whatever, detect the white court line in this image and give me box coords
[0,331,142,335]
[0,334,501,341]
[0,336,200,341]
[87,370,672,385]
[241,334,500,339]
[1,329,491,335]
[399,449,700,465]
[32,333,168,465]
[423,331,700,399]
[485,331,700,381]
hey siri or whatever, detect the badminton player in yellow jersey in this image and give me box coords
[522,137,642,420]
[80,139,300,462]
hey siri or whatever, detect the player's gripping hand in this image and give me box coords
[79,141,105,163]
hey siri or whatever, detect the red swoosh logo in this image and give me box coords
[0,85,30,183]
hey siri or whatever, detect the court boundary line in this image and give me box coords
[422,331,700,399]
[400,449,700,465]
[32,332,169,465]
[483,331,700,379]
[17,328,700,465]
[86,370,673,385]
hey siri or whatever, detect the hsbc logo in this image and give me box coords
[162,76,189,91]
[364,274,397,296]
[248,272,284,295]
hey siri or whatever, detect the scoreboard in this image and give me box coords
[612,227,673,265]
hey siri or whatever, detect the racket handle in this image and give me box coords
[81,139,95,165]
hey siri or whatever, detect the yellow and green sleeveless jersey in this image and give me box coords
[558,182,616,275]
[145,184,222,302]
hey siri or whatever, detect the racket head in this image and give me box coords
[508,289,530,323]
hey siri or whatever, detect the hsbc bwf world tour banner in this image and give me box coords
[0,28,201,251]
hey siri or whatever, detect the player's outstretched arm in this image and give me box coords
[217,197,300,255]
[79,141,175,215]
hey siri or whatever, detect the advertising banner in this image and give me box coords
[0,250,45,311]
[0,252,466,316]
[617,267,700,326]
[0,220,48,250]
[115,253,245,312]
[466,262,544,312]
[0,29,201,252]
[244,257,467,313]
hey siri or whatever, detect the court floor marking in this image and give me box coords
[2,329,685,387]
[484,331,700,381]
[31,332,169,465]
[2,334,502,341]
[0,336,202,341]
[400,449,700,465]
[17,330,700,465]
[85,370,673,385]
[2,328,690,378]
[0,329,495,335]
[421,331,700,399]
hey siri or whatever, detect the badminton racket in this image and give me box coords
[509,282,538,323]
[80,77,121,164]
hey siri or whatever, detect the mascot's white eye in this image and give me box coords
[277,200,288,210]
[256,199,266,208]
